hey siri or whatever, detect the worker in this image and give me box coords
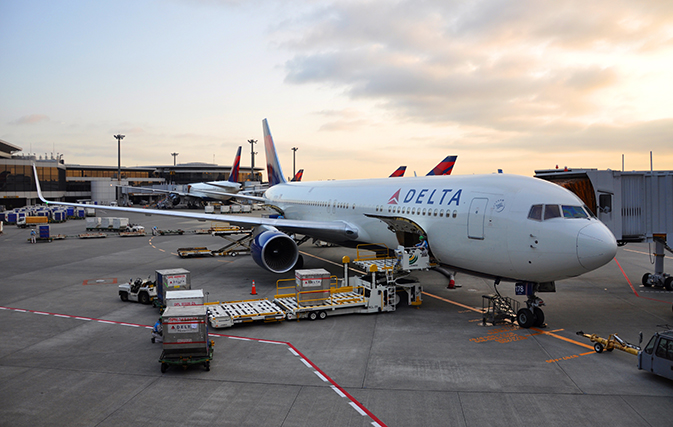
[151,318,163,343]
[416,235,428,249]
[152,226,158,236]
[30,229,36,244]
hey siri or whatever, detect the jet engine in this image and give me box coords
[250,228,299,274]
[168,194,181,206]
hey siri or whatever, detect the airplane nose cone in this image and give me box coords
[577,222,617,271]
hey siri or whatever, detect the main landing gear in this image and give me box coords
[515,283,546,328]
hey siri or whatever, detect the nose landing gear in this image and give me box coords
[514,282,547,329]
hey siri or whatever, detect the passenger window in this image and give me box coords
[528,204,543,221]
[544,205,561,220]
[562,205,589,219]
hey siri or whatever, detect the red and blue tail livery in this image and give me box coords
[291,169,304,182]
[389,166,406,177]
[426,155,457,176]
[228,146,242,183]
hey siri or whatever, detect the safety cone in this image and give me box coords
[251,280,257,295]
[448,275,455,289]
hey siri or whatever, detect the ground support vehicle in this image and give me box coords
[78,233,107,239]
[157,229,184,235]
[177,227,253,258]
[638,328,673,380]
[207,298,286,328]
[159,306,213,373]
[577,328,673,381]
[119,278,157,304]
[207,268,422,328]
[576,331,641,355]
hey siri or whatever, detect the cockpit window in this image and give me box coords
[562,205,589,219]
[528,204,543,221]
[544,204,561,220]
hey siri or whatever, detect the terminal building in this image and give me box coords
[0,138,263,209]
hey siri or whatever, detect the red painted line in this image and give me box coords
[209,332,387,426]
[0,307,385,426]
[614,258,672,304]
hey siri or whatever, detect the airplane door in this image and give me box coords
[468,198,488,240]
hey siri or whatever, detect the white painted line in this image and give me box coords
[54,314,70,318]
[258,340,285,345]
[371,422,383,427]
[0,307,8,310]
[14,309,27,313]
[331,385,346,398]
[314,371,328,382]
[288,347,299,356]
[75,317,91,321]
[300,358,312,368]
[121,323,140,327]
[34,312,49,315]
[349,402,367,416]
[97,320,116,324]
[228,336,252,341]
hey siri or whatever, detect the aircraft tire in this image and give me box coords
[664,277,673,292]
[642,273,652,287]
[533,307,545,327]
[516,308,536,328]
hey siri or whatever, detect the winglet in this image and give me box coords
[263,119,287,187]
[32,164,49,204]
[228,146,242,183]
[426,155,458,176]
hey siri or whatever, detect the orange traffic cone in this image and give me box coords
[448,274,455,289]
[251,280,257,295]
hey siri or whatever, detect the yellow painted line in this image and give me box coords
[530,327,594,350]
[623,248,652,256]
[422,291,483,313]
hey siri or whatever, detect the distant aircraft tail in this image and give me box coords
[291,169,304,182]
[228,146,242,183]
[389,166,406,177]
[426,155,457,176]
[263,119,287,187]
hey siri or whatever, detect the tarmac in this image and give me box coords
[1,209,673,427]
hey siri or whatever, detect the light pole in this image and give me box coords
[291,147,298,178]
[171,152,179,166]
[114,134,125,201]
[248,139,257,180]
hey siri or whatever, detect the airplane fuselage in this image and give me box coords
[265,173,617,284]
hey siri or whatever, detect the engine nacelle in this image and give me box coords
[169,194,181,206]
[250,229,299,274]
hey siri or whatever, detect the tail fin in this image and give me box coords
[389,166,406,177]
[426,155,457,176]
[263,119,287,187]
[291,169,304,182]
[228,146,242,183]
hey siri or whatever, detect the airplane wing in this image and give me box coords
[32,165,358,240]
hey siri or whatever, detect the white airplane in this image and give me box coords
[33,119,617,328]
[132,146,243,207]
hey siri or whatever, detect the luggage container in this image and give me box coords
[155,268,191,304]
[165,289,205,307]
[112,217,129,229]
[86,217,101,229]
[160,305,213,372]
[295,268,331,307]
[39,225,50,239]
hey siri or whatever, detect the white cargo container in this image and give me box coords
[86,217,101,229]
[165,289,205,307]
[112,217,129,229]
[156,268,191,303]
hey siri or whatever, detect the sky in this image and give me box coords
[1,0,672,181]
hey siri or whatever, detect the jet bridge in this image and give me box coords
[535,169,673,290]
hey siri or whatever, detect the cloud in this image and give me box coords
[11,114,50,125]
[278,0,673,135]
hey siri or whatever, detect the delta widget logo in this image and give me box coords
[388,189,401,204]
